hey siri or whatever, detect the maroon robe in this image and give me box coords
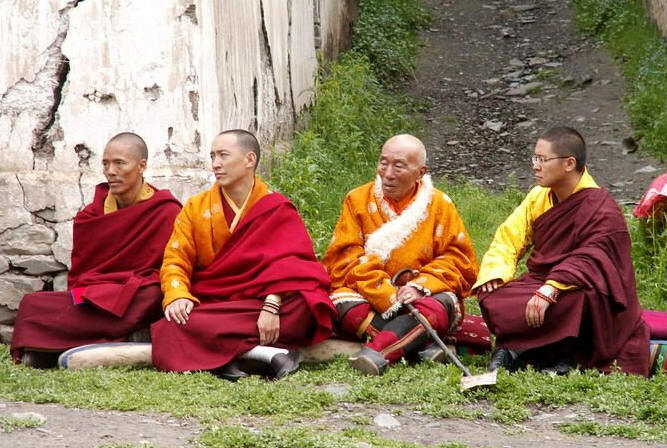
[151,193,337,372]
[479,188,650,376]
[11,183,181,360]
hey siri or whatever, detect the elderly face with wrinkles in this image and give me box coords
[377,134,427,201]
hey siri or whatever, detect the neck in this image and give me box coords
[114,182,144,209]
[222,175,255,208]
[551,171,583,203]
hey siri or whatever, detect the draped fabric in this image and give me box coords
[480,188,650,376]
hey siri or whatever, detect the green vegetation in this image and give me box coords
[571,0,667,161]
[0,413,44,432]
[558,420,667,442]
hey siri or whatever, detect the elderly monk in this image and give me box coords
[11,132,181,368]
[475,127,649,376]
[322,134,478,375]
[151,129,336,380]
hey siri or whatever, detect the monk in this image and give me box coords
[322,134,478,375]
[475,126,650,376]
[11,132,182,367]
[151,129,336,380]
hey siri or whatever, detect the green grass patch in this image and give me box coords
[558,420,667,443]
[351,0,430,85]
[0,413,44,432]
[571,0,667,160]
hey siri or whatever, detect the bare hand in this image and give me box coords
[165,298,194,325]
[478,279,502,294]
[525,295,550,328]
[397,285,425,305]
[257,310,280,345]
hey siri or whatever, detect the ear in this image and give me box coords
[246,151,257,169]
[138,159,147,174]
[563,156,577,173]
[418,165,428,178]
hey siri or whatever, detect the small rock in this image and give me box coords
[483,78,501,85]
[483,120,504,132]
[634,165,658,174]
[0,324,13,344]
[11,412,46,425]
[512,4,537,12]
[527,57,548,66]
[516,121,534,129]
[447,140,460,145]
[574,115,586,123]
[53,272,68,292]
[610,182,625,188]
[543,62,563,68]
[498,148,512,154]
[599,141,619,146]
[374,413,401,429]
[591,107,600,113]
[509,58,524,67]
[506,81,543,96]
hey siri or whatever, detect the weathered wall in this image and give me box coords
[644,0,667,38]
[0,0,356,334]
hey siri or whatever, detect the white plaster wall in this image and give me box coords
[0,0,356,321]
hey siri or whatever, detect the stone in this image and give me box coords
[634,165,658,174]
[53,272,68,292]
[16,172,56,213]
[374,413,401,429]
[9,255,66,275]
[516,120,534,129]
[11,412,47,426]
[512,4,537,12]
[301,338,363,362]
[0,224,55,255]
[506,82,543,96]
[0,257,8,275]
[52,220,74,268]
[527,57,548,66]
[509,58,524,67]
[483,120,504,132]
[321,383,349,398]
[483,78,501,85]
[0,274,45,323]
[0,324,13,344]
[0,174,32,232]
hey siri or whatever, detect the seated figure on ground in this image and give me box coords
[321,134,479,375]
[11,132,182,367]
[151,129,336,380]
[474,126,650,376]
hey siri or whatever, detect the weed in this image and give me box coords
[536,69,559,81]
[558,421,667,442]
[0,413,44,432]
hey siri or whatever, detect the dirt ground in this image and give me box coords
[412,0,665,203]
[2,1,665,447]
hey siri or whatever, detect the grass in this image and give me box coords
[571,0,667,161]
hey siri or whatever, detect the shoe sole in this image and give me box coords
[348,355,381,375]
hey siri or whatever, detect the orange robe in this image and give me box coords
[322,175,479,323]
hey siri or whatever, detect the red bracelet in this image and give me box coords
[534,290,557,304]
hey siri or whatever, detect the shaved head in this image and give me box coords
[382,134,427,166]
[107,132,148,160]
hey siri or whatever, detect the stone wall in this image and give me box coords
[0,0,356,335]
[644,0,667,38]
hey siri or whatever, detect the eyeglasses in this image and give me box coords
[531,155,571,165]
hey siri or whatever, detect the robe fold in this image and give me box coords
[11,183,181,359]
[151,187,336,372]
[479,188,649,376]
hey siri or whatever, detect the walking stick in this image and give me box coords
[405,303,497,390]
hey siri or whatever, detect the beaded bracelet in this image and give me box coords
[534,290,557,304]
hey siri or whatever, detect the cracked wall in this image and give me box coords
[0,0,356,338]
[643,0,667,38]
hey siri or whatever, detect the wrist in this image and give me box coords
[262,294,282,315]
[535,284,558,304]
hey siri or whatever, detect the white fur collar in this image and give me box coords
[365,174,434,263]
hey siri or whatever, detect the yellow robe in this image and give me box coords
[103,182,154,214]
[322,175,479,319]
[473,169,599,291]
[160,177,269,308]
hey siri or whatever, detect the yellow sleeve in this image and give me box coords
[545,280,578,291]
[322,195,397,311]
[410,202,478,298]
[160,201,200,309]
[473,190,538,290]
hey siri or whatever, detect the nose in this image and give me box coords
[212,154,222,169]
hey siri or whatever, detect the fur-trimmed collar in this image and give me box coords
[365,174,434,263]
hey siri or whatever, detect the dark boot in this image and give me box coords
[21,350,60,369]
[541,356,577,375]
[348,347,388,375]
[271,349,303,379]
[215,360,250,382]
[418,343,450,364]
[487,347,516,372]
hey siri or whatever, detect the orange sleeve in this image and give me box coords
[322,194,397,311]
[160,200,200,309]
[408,200,479,298]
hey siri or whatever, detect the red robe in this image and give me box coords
[151,193,336,372]
[11,183,181,359]
[479,188,650,376]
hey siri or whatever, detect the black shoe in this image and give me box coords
[348,347,388,375]
[215,360,250,382]
[418,343,449,364]
[21,350,59,369]
[487,347,515,372]
[271,349,303,379]
[541,356,577,375]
